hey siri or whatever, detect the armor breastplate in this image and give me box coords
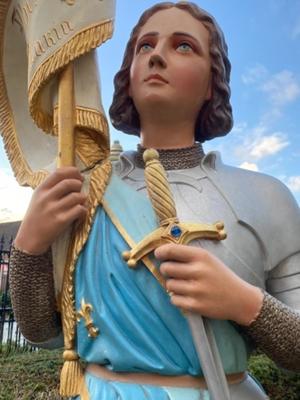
[115,153,266,288]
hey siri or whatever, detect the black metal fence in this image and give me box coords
[0,235,35,354]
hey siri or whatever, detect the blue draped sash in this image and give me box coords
[74,174,249,399]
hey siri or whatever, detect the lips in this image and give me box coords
[144,74,168,83]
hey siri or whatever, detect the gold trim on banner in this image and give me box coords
[0,0,48,188]
[29,19,113,134]
[53,105,109,137]
[55,106,110,168]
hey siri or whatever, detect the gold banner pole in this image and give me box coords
[57,62,84,397]
[57,63,75,167]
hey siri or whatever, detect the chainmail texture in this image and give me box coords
[9,244,61,343]
[245,291,300,372]
[135,143,205,170]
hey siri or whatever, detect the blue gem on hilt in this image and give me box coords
[170,225,182,238]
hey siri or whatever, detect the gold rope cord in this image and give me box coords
[143,149,177,224]
[29,20,113,134]
[0,0,47,188]
[60,155,112,397]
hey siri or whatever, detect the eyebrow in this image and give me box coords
[137,31,159,41]
[137,31,203,53]
[173,32,203,52]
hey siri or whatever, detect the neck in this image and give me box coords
[139,119,195,149]
[135,142,205,170]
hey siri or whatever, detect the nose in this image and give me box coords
[148,53,167,69]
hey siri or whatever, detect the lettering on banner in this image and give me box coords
[12,0,37,31]
[33,21,74,57]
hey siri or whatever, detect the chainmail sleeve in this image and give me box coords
[244,291,300,372]
[9,244,62,346]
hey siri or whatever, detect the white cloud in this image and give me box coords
[261,70,300,106]
[287,176,300,192]
[235,123,290,162]
[239,162,259,172]
[242,64,268,85]
[0,169,32,223]
[249,133,289,160]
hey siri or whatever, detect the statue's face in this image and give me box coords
[129,7,212,124]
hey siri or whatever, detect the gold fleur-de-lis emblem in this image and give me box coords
[76,299,99,338]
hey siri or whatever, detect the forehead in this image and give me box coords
[137,7,210,47]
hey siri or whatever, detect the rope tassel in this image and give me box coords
[60,350,84,397]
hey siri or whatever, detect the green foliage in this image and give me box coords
[0,349,299,399]
[248,354,300,400]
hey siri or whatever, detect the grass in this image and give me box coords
[0,348,299,399]
[0,348,62,400]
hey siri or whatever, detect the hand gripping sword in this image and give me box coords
[122,149,231,400]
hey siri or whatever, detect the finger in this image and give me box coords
[41,167,83,189]
[56,192,87,211]
[166,278,199,296]
[170,294,200,313]
[160,261,201,280]
[49,179,85,200]
[62,204,87,225]
[155,243,206,263]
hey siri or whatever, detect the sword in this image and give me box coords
[123,149,231,400]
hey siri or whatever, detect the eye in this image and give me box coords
[176,42,193,53]
[136,42,154,54]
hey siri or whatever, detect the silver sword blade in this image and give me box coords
[187,314,231,400]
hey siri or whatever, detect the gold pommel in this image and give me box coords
[143,148,159,163]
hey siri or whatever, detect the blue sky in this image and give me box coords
[1,0,300,221]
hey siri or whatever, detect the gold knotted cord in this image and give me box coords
[60,158,112,398]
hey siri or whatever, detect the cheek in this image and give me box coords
[176,64,211,100]
[179,66,207,89]
[129,61,142,98]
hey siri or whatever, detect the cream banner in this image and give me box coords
[0,5,116,395]
[0,0,115,188]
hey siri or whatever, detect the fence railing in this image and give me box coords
[0,236,36,354]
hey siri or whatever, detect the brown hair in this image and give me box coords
[109,1,233,142]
